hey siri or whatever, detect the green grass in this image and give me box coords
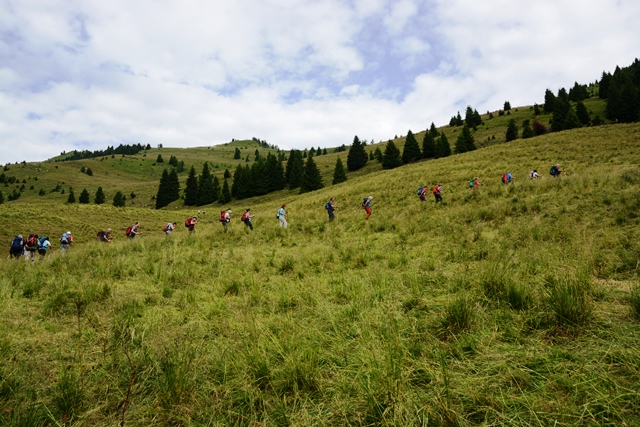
[1,118,640,425]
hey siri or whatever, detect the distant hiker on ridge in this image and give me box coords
[325,198,339,221]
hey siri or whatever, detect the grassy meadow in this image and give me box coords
[1,121,640,426]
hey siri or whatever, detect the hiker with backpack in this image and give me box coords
[470,177,482,190]
[325,198,339,221]
[433,184,443,204]
[220,209,232,232]
[241,209,255,230]
[163,222,177,235]
[362,196,373,220]
[277,204,288,228]
[98,229,112,243]
[37,236,51,257]
[185,216,197,233]
[417,187,428,203]
[126,222,142,239]
[529,170,542,179]
[9,235,24,259]
[60,231,73,252]
[550,164,565,178]
[24,233,39,261]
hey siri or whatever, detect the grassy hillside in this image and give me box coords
[1,121,639,425]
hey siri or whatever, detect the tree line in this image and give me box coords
[59,143,151,161]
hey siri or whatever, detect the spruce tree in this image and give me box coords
[113,191,126,207]
[167,169,180,204]
[504,101,511,111]
[156,154,164,163]
[422,131,436,159]
[79,188,90,204]
[575,101,591,126]
[86,167,93,176]
[505,119,519,142]
[299,155,324,194]
[382,141,402,169]
[436,133,451,158]
[224,169,231,179]
[544,89,556,113]
[401,130,421,164]
[184,166,198,206]
[212,176,220,202]
[95,186,105,205]
[285,150,304,189]
[563,105,581,130]
[521,120,535,139]
[155,169,171,209]
[346,135,368,171]
[219,178,231,204]
[455,125,475,154]
[197,162,215,206]
[429,122,439,138]
[265,153,286,192]
[67,190,75,203]
[332,157,347,185]
[374,147,383,162]
[234,147,241,159]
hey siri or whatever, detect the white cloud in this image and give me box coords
[1,0,639,163]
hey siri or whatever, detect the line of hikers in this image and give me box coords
[9,164,565,257]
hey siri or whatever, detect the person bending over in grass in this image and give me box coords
[433,184,443,204]
[126,222,142,239]
[470,177,482,190]
[362,196,373,220]
[325,198,339,221]
[241,208,255,230]
[277,204,288,228]
[99,228,112,243]
[37,236,51,257]
[163,222,177,234]
[550,164,565,178]
[185,216,197,233]
[529,169,542,179]
[9,235,24,259]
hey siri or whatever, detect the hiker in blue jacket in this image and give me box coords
[9,235,24,259]
[325,198,339,221]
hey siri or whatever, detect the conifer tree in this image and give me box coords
[197,162,215,206]
[79,188,90,204]
[429,122,439,138]
[156,154,164,163]
[504,101,511,111]
[265,153,286,192]
[346,135,368,171]
[505,119,519,142]
[231,164,244,198]
[544,89,556,112]
[85,167,93,176]
[234,147,241,159]
[374,147,383,162]
[67,190,75,203]
[382,141,402,169]
[184,166,198,206]
[285,150,304,189]
[299,155,324,194]
[155,169,171,209]
[224,169,231,179]
[563,105,581,130]
[167,169,180,203]
[80,166,86,173]
[322,148,327,155]
[212,176,220,202]
[455,125,476,154]
[219,178,231,204]
[435,133,451,158]
[113,191,126,207]
[95,186,105,205]
[521,120,535,139]
[402,130,421,164]
[422,131,436,159]
[332,157,347,185]
[575,101,591,126]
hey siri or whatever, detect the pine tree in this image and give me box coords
[521,120,535,139]
[80,166,86,173]
[551,97,570,131]
[79,189,90,204]
[422,131,436,159]
[429,122,439,138]
[285,150,304,189]
[86,167,93,176]
[374,147,383,162]
[504,101,511,111]
[197,162,215,206]
[575,101,590,125]
[95,186,105,205]
[234,148,241,159]
[184,166,198,206]
[332,157,347,185]
[382,141,402,169]
[156,154,164,163]
[167,169,180,204]
[113,191,126,207]
[346,135,368,171]
[322,148,327,155]
[219,178,231,204]
[544,89,556,113]
[455,125,476,154]
[401,130,421,164]
[299,155,324,194]
[265,153,286,192]
[224,169,231,179]
[66,190,75,203]
[563,105,581,130]
[155,169,171,209]
[212,176,220,202]
[505,119,519,142]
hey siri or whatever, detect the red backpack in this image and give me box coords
[502,174,507,183]
[241,212,247,221]
[163,223,170,232]
[219,210,226,222]
[26,233,38,247]
[125,226,133,236]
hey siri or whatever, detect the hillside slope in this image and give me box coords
[1,122,639,425]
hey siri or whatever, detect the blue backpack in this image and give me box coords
[11,236,23,249]
[417,187,423,196]
[325,202,332,210]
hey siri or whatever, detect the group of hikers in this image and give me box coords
[8,164,564,259]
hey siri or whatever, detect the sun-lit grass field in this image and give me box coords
[1,118,640,425]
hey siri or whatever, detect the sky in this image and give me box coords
[1,0,639,164]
